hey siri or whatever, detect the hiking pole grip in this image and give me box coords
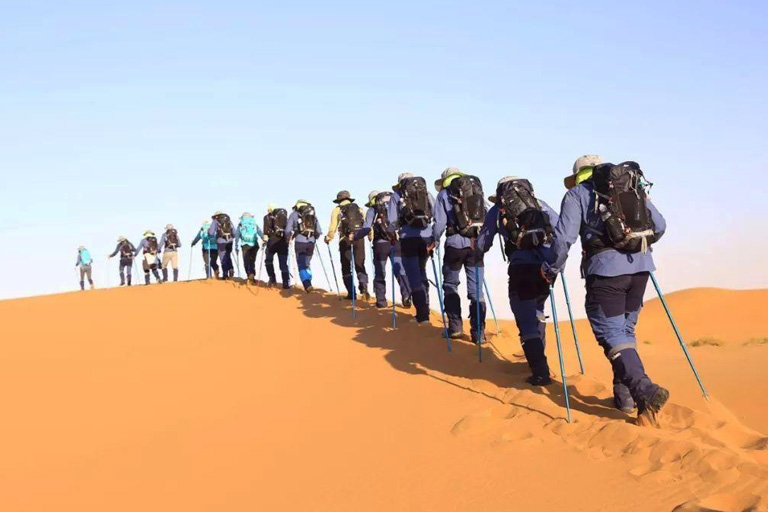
[561,274,585,375]
[549,284,571,423]
[649,272,709,400]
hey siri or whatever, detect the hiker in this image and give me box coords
[134,230,163,284]
[262,205,290,289]
[191,220,219,279]
[208,211,237,280]
[478,176,559,385]
[542,155,669,424]
[108,236,135,286]
[159,224,182,282]
[386,173,436,325]
[324,191,370,301]
[75,246,95,290]
[433,168,488,344]
[236,212,263,284]
[354,190,412,309]
[285,200,323,293]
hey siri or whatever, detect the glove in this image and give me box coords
[427,240,436,257]
[262,235,269,243]
[540,264,557,284]
[324,236,332,245]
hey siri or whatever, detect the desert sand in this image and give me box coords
[1,281,767,511]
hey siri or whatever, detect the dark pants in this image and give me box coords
[372,240,411,307]
[508,264,551,378]
[242,244,259,277]
[400,237,433,322]
[218,241,234,278]
[79,265,93,290]
[119,258,133,285]
[142,255,162,284]
[295,241,315,290]
[339,238,369,297]
[442,245,486,339]
[585,272,655,406]
[202,247,219,278]
[265,238,290,288]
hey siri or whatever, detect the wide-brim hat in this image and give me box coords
[143,230,155,237]
[392,172,414,191]
[365,190,380,207]
[565,155,602,189]
[333,190,354,204]
[117,236,126,242]
[434,167,463,192]
[488,176,520,203]
[165,224,174,230]
[77,245,85,251]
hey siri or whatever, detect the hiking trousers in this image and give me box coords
[400,236,433,322]
[508,263,551,378]
[202,248,219,278]
[442,245,486,338]
[265,238,290,288]
[119,258,133,285]
[142,254,162,284]
[294,241,315,290]
[79,265,93,290]
[372,240,411,307]
[218,242,234,277]
[339,238,368,296]
[241,244,259,277]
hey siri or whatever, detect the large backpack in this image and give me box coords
[165,229,179,250]
[297,204,318,237]
[215,214,234,241]
[144,236,159,254]
[79,249,93,265]
[497,179,552,252]
[447,175,486,238]
[267,208,288,237]
[239,216,258,246]
[338,203,364,237]
[398,176,432,229]
[587,161,656,255]
[372,192,394,239]
[119,241,134,258]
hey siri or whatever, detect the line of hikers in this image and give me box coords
[76,155,669,425]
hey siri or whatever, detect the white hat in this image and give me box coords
[392,172,414,191]
[366,190,380,207]
[488,176,520,203]
[565,155,603,189]
[434,167,463,191]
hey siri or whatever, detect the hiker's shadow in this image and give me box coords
[291,290,625,422]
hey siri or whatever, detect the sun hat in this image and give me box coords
[565,155,603,189]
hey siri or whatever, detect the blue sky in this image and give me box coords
[1,1,766,317]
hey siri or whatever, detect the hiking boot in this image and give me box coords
[402,298,412,309]
[471,333,486,345]
[443,330,465,340]
[344,294,355,301]
[376,303,388,309]
[614,384,637,414]
[637,385,670,427]
[410,318,428,327]
[526,374,553,387]
[361,290,371,302]
[305,286,314,294]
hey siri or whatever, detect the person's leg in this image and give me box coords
[142,257,151,285]
[401,237,429,323]
[354,238,369,295]
[119,260,126,286]
[442,246,465,336]
[162,252,171,282]
[150,258,162,282]
[372,241,389,307]
[295,242,314,290]
[202,249,211,278]
[170,251,179,281]
[418,238,431,309]
[79,267,86,290]
[277,242,290,288]
[508,264,551,384]
[466,248,486,343]
[243,245,257,278]
[392,241,411,306]
[125,259,133,285]
[265,241,277,284]
[86,266,94,288]
[339,239,354,298]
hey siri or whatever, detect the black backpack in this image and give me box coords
[497,179,552,252]
[119,241,134,258]
[398,177,432,229]
[373,192,394,239]
[339,203,364,237]
[145,236,159,254]
[267,208,288,237]
[165,229,179,249]
[297,204,318,237]
[447,175,486,238]
[587,161,656,255]
[215,214,234,241]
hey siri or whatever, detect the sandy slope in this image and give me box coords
[0,282,766,512]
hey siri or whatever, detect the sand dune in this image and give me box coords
[0,282,766,511]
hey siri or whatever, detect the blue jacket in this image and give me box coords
[285,210,323,244]
[235,219,263,250]
[386,190,436,240]
[191,225,218,251]
[543,182,667,278]
[159,232,182,252]
[133,238,158,256]
[109,241,135,259]
[433,188,487,249]
[478,201,559,265]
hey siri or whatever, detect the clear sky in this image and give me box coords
[1,0,766,318]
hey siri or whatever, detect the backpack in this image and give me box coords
[398,176,432,229]
[497,179,552,252]
[297,204,318,237]
[79,249,92,265]
[239,216,258,246]
[165,229,179,249]
[144,236,159,254]
[587,161,656,255]
[447,175,486,238]
[119,241,134,258]
[266,208,288,237]
[215,214,234,241]
[372,192,394,239]
[338,203,364,237]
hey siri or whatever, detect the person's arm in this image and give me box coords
[354,208,375,241]
[133,239,145,256]
[648,198,666,242]
[158,234,167,251]
[285,212,296,240]
[256,223,263,238]
[108,243,120,258]
[75,253,81,267]
[477,205,499,253]
[386,194,399,235]
[543,189,583,277]
[191,231,201,247]
[176,234,182,249]
[208,221,217,237]
[432,191,448,242]
[325,207,339,243]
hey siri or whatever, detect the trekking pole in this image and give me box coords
[549,284,571,423]
[650,272,709,400]
[390,246,397,329]
[475,264,483,362]
[434,245,449,344]
[326,245,342,298]
[291,245,300,289]
[350,242,357,319]
[482,278,501,336]
[257,245,266,287]
[317,247,333,293]
[187,246,194,281]
[430,255,451,353]
[561,274,585,375]
[207,246,212,279]
[233,247,242,279]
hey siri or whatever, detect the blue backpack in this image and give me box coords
[239,216,258,246]
[79,249,93,265]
